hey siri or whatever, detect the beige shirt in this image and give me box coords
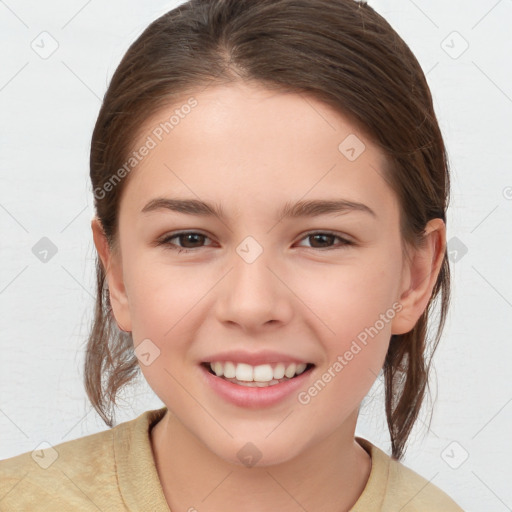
[0,407,464,511]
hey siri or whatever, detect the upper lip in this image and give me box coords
[202,350,313,366]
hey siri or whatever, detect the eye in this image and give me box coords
[296,231,354,250]
[157,231,214,253]
[156,230,354,254]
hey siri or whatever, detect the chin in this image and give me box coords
[206,435,304,469]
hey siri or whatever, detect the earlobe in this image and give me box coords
[391,219,446,335]
[91,217,132,332]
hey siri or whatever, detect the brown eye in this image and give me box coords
[158,231,213,252]
[176,233,207,248]
[308,233,336,248]
[297,232,353,250]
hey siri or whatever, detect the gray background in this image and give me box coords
[1,1,511,510]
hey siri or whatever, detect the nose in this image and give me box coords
[214,245,294,333]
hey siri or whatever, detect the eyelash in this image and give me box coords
[156,230,354,253]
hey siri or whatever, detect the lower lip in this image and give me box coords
[199,364,314,408]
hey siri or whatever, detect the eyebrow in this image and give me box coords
[141,197,376,220]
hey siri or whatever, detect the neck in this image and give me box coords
[150,409,372,512]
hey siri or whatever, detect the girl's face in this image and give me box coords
[95,82,439,466]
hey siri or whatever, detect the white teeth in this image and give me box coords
[224,361,236,379]
[296,363,307,375]
[253,364,274,382]
[273,363,285,379]
[235,363,253,382]
[284,363,297,378]
[212,362,223,377]
[208,361,310,382]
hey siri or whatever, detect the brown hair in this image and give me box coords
[86,0,450,461]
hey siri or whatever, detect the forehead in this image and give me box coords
[120,82,396,222]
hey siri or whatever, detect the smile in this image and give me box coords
[199,361,315,406]
[204,361,313,386]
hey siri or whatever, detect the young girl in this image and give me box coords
[0,0,464,510]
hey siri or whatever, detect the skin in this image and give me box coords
[92,81,446,512]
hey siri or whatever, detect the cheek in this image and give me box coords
[290,254,401,341]
[127,269,202,406]
[125,258,208,334]
[295,265,396,420]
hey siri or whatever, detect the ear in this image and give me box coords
[391,218,446,335]
[91,217,132,332]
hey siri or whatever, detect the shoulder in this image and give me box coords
[352,437,464,512]
[0,423,117,511]
[385,452,464,511]
[0,409,159,512]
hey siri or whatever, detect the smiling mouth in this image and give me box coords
[201,362,315,387]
